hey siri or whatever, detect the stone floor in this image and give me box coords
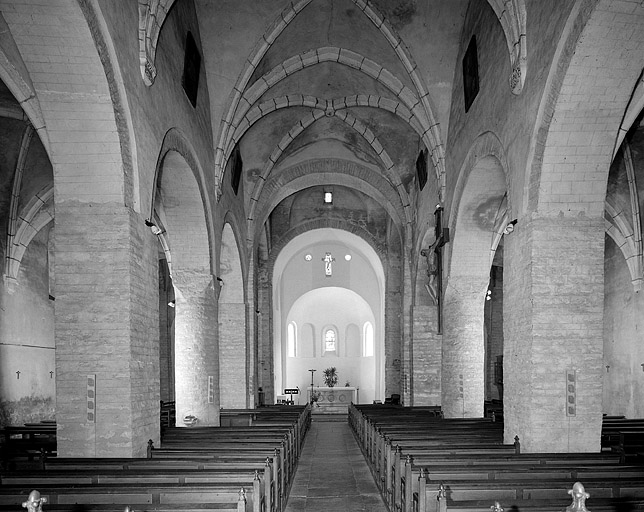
[284,416,388,512]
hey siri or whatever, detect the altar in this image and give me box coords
[307,386,358,415]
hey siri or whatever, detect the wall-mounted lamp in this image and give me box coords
[486,289,492,301]
[503,219,518,235]
[168,300,175,308]
[145,219,164,236]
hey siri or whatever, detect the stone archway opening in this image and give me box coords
[272,228,386,407]
[153,149,217,426]
[443,154,507,418]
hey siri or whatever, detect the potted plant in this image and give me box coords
[323,367,338,388]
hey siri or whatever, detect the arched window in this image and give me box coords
[324,328,337,354]
[363,322,374,357]
[287,321,297,357]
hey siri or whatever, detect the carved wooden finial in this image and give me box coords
[566,482,590,512]
[514,435,520,454]
[22,490,47,512]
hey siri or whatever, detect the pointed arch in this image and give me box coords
[137,0,177,85]
[486,0,527,94]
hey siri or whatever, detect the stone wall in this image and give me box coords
[0,227,55,426]
[603,237,644,417]
[411,305,441,405]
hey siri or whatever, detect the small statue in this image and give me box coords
[22,490,47,512]
[420,247,438,305]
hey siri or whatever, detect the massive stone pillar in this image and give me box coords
[173,272,220,426]
[55,206,159,458]
[441,277,487,418]
[411,305,442,405]
[504,213,604,452]
[219,301,248,408]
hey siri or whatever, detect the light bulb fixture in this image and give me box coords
[486,289,492,301]
[324,191,333,204]
[168,300,175,308]
[345,254,351,261]
[503,219,518,235]
[305,254,312,261]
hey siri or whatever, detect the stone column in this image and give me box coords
[219,302,247,408]
[173,272,219,426]
[55,206,159,458]
[256,265,273,402]
[441,277,487,418]
[504,213,604,452]
[411,305,441,405]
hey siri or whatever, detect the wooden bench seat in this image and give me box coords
[2,459,277,511]
[350,403,644,512]
[0,483,260,511]
[1,406,312,512]
[417,476,644,504]
[416,463,644,481]
[1,424,57,463]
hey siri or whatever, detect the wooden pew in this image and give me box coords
[415,473,644,512]
[0,424,57,466]
[0,482,257,512]
[1,459,277,512]
[2,405,311,512]
[349,404,644,512]
[160,400,175,429]
[600,417,644,461]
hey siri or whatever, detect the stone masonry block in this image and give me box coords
[338,48,364,69]
[317,46,340,63]
[379,68,404,94]
[360,58,382,79]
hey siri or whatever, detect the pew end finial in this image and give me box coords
[566,481,590,512]
[437,483,447,512]
[237,488,246,512]
[22,490,47,512]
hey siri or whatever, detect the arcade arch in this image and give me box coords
[271,228,385,404]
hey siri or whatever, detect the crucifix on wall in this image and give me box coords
[420,206,449,333]
[322,252,335,276]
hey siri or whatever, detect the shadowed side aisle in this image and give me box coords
[284,417,388,512]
